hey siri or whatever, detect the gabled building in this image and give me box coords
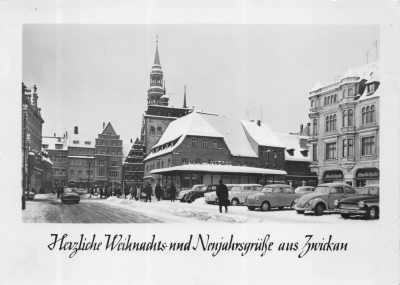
[122,138,145,188]
[308,61,380,186]
[42,134,68,188]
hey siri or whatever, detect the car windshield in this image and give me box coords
[314,186,329,194]
[294,187,305,193]
[227,186,234,191]
[358,186,379,195]
[261,187,274,193]
[201,185,208,191]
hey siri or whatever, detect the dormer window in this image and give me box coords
[73,140,79,144]
[43,144,49,149]
[85,141,91,145]
[286,149,295,156]
[300,150,308,157]
[55,144,63,149]
[368,84,375,93]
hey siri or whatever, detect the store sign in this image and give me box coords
[324,170,343,180]
[356,168,379,179]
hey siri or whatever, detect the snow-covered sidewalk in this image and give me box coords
[103,196,377,223]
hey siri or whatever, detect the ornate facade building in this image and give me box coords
[308,61,380,187]
[122,138,145,188]
[22,83,53,193]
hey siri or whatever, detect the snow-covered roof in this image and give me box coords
[150,164,287,175]
[68,155,95,159]
[241,120,285,149]
[42,136,69,151]
[275,133,311,162]
[42,156,53,165]
[67,128,97,149]
[310,81,322,92]
[365,75,380,84]
[341,67,358,80]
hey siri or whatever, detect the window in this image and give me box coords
[86,170,93,176]
[146,165,149,172]
[343,89,347,98]
[326,143,336,159]
[85,141,91,145]
[157,127,162,136]
[99,170,104,176]
[191,139,196,147]
[370,105,375,123]
[285,187,294,194]
[55,144,63,149]
[78,170,82,175]
[342,110,347,127]
[168,112,171,117]
[330,187,343,194]
[312,145,317,161]
[326,116,329,131]
[202,140,207,148]
[99,160,104,166]
[251,162,255,167]
[326,115,336,132]
[348,109,353,126]
[54,169,59,175]
[334,94,337,102]
[43,144,49,149]
[61,169,66,175]
[362,137,375,155]
[348,139,354,157]
[311,100,314,107]
[313,119,317,134]
[195,159,202,164]
[111,161,117,167]
[73,140,79,144]
[324,97,327,105]
[344,187,355,194]
[182,158,188,165]
[70,170,74,175]
[342,139,347,157]
[368,84,375,93]
[218,140,223,149]
[161,161,164,168]
[348,88,353,97]
[213,141,217,149]
[150,127,155,136]
[362,107,366,124]
[361,106,375,124]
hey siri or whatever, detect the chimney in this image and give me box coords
[257,120,261,126]
[130,139,133,143]
[54,133,56,137]
[74,126,78,134]
[103,122,105,129]
[66,132,68,138]
[33,85,38,107]
[300,124,304,133]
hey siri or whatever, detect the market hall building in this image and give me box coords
[308,61,380,187]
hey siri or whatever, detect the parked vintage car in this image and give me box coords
[334,184,379,219]
[244,184,299,211]
[61,188,80,204]
[23,191,36,201]
[204,184,237,204]
[177,184,205,202]
[186,184,217,203]
[293,183,357,216]
[294,186,315,194]
[227,184,263,206]
[76,188,88,195]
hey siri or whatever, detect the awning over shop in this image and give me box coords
[143,175,153,179]
[150,164,287,176]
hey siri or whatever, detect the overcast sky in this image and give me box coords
[23,24,379,141]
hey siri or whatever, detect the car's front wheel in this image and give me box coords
[314,203,325,216]
[191,196,198,203]
[261,202,270,212]
[366,206,379,219]
[341,213,350,219]
[231,199,239,206]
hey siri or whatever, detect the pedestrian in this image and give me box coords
[107,186,112,198]
[169,183,176,202]
[155,183,162,201]
[216,179,229,213]
[99,187,103,199]
[124,186,128,199]
[136,186,141,201]
[144,183,152,202]
[57,187,61,198]
[129,187,134,200]
[89,186,94,198]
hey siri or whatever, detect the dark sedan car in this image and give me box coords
[61,188,80,204]
[334,184,379,219]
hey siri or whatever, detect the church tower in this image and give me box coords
[147,36,168,106]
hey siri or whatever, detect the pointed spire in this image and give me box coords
[154,34,161,65]
[341,67,357,80]
[183,86,187,108]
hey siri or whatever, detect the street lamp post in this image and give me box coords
[22,106,28,210]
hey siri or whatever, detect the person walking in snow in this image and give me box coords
[216,179,229,213]
[99,187,104,199]
[155,183,162,201]
[169,183,176,202]
[129,186,134,200]
[144,183,152,202]
[136,186,141,201]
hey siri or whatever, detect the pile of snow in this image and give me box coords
[192,197,206,205]
[34,194,51,199]
[104,196,250,223]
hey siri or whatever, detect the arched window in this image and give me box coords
[348,88,353,97]
[313,119,317,134]
[334,94,337,102]
[333,114,337,130]
[326,116,330,132]
[342,110,347,127]
[343,89,347,98]
[348,109,353,126]
[370,105,375,123]
[311,100,314,107]
[331,95,334,103]
[362,107,366,124]
[329,115,333,131]
[366,106,370,123]
[328,96,331,104]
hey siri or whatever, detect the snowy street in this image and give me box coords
[23,194,378,224]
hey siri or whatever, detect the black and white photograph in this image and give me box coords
[0,1,399,284]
